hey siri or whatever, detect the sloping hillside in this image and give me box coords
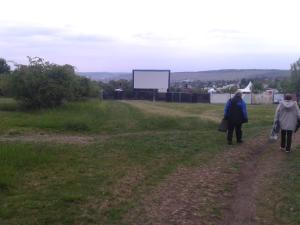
[171,69,289,81]
[79,69,289,82]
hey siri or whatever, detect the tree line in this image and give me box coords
[0,57,101,109]
[1,57,299,106]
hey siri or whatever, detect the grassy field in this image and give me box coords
[256,147,300,225]
[1,97,292,225]
[281,148,300,223]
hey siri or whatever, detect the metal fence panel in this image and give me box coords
[210,93,231,104]
[252,93,273,104]
[242,94,252,104]
[273,93,284,104]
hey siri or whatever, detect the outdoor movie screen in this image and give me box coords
[133,70,170,93]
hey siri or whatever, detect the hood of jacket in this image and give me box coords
[280,100,296,109]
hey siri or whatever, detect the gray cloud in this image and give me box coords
[209,28,243,34]
[0,25,114,43]
[209,28,246,40]
[0,25,296,72]
[0,25,62,38]
[134,32,184,42]
[66,34,113,42]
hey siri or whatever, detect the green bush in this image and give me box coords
[70,76,101,100]
[9,57,101,108]
[0,74,13,96]
[0,58,10,74]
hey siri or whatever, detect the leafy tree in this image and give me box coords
[222,86,238,94]
[252,80,264,93]
[240,78,250,88]
[290,58,300,92]
[0,74,15,96]
[89,80,102,98]
[0,58,10,74]
[71,76,101,99]
[268,78,281,90]
[280,78,293,93]
[99,79,133,99]
[11,57,100,108]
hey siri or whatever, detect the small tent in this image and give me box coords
[238,81,252,93]
[207,88,217,94]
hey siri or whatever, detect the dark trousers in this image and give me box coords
[227,123,242,142]
[281,130,293,151]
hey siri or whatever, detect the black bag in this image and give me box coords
[218,119,228,132]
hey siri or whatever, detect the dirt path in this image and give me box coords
[223,135,300,225]
[125,133,300,225]
[222,135,300,225]
[0,132,97,145]
[220,141,272,225]
[0,130,188,145]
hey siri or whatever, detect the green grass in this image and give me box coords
[0,131,227,225]
[255,148,300,225]
[127,100,276,135]
[0,98,278,224]
[0,98,224,134]
[267,149,300,224]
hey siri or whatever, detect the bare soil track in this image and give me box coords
[125,133,300,225]
[0,130,190,145]
[0,132,96,145]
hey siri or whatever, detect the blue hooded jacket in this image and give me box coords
[224,96,248,124]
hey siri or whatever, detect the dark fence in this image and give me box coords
[106,91,300,104]
[133,91,161,101]
[106,90,210,103]
[166,92,210,103]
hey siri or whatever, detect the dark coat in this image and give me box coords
[224,96,248,125]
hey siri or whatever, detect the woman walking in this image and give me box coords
[274,94,300,152]
[224,91,248,145]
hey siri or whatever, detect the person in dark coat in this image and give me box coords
[224,91,248,145]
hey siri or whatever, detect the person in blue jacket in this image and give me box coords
[224,91,248,145]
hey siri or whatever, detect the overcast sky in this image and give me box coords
[0,0,299,72]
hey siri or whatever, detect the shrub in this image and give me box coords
[10,57,101,108]
[0,58,10,74]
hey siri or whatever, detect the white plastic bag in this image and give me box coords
[269,120,280,141]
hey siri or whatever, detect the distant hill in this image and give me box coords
[171,69,290,81]
[79,69,290,82]
[79,72,131,81]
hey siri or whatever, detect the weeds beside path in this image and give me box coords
[1,125,295,224]
[123,100,221,123]
[0,130,194,145]
[2,99,287,224]
[125,133,300,225]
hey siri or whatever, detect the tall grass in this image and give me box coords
[0,98,227,134]
[0,131,226,224]
[0,98,278,224]
[0,143,53,192]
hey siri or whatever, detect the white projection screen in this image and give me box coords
[133,70,170,93]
